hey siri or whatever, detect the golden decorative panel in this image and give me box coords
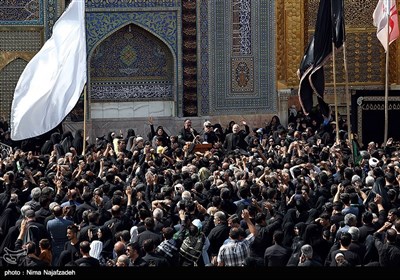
[0,52,35,71]
[275,0,285,82]
[308,0,379,29]
[321,31,397,85]
[277,0,305,87]
[277,0,400,89]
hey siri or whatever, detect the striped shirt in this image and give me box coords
[217,233,254,266]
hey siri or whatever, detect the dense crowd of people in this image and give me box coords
[0,109,400,268]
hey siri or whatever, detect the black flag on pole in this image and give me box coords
[298,0,345,118]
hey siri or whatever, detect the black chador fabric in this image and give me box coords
[364,176,390,211]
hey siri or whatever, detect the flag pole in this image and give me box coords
[82,1,87,156]
[82,85,87,155]
[342,41,353,158]
[384,0,390,148]
[338,0,353,160]
[330,0,340,145]
[331,42,339,144]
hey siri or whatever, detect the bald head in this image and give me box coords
[111,205,121,217]
[68,189,77,199]
[222,162,230,170]
[114,241,126,257]
[53,205,63,217]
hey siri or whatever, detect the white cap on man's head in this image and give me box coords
[369,157,379,168]
[335,253,344,261]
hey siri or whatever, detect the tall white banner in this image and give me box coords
[10,0,87,141]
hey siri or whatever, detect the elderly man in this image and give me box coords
[178,119,200,144]
[223,121,249,155]
[200,121,219,145]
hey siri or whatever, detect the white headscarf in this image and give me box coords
[89,240,103,260]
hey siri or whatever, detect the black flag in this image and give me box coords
[298,0,345,118]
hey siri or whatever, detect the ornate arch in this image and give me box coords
[88,22,176,102]
[86,12,178,55]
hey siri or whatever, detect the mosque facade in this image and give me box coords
[0,1,399,145]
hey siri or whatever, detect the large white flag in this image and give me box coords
[373,0,399,52]
[10,0,86,141]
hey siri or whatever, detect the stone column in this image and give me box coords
[278,89,291,127]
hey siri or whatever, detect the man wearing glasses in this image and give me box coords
[200,121,219,145]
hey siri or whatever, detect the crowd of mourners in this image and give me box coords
[1,108,400,268]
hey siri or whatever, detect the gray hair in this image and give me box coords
[20,205,32,216]
[181,190,192,201]
[348,226,360,241]
[181,166,190,173]
[188,164,198,174]
[214,211,226,222]
[49,202,59,212]
[365,175,375,186]
[344,213,357,226]
[300,244,313,259]
[31,187,41,200]
[153,208,163,220]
